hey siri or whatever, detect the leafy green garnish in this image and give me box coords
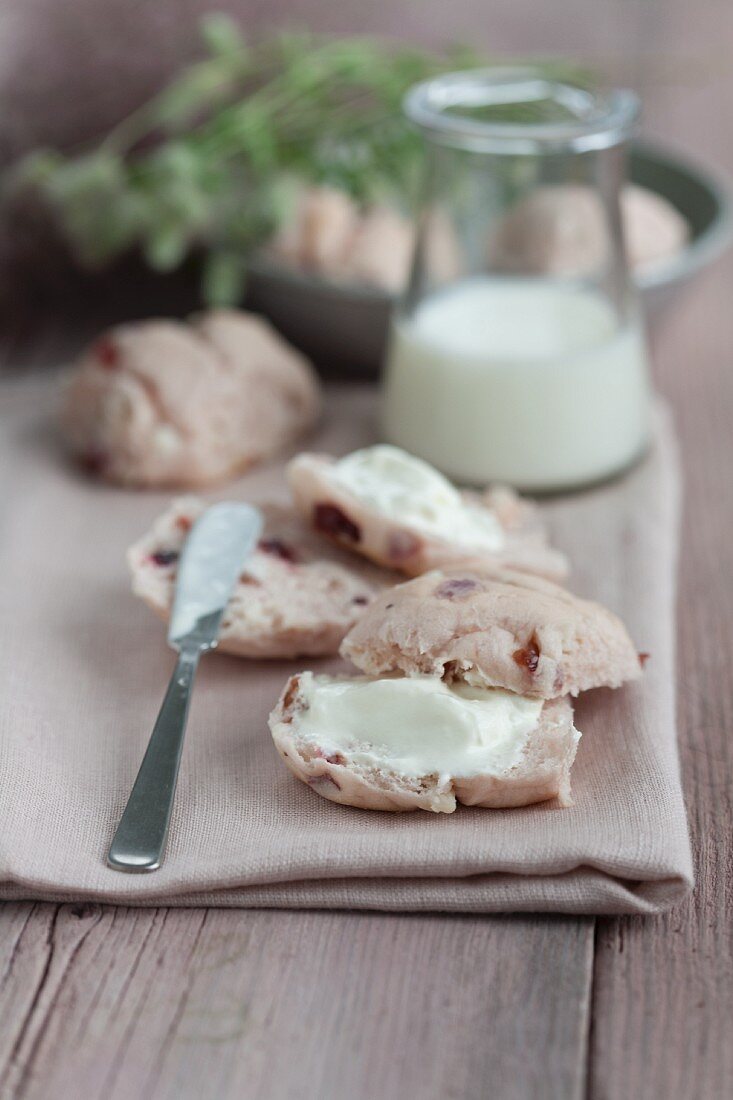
[8,15,589,304]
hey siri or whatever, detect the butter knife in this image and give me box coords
[108,502,263,873]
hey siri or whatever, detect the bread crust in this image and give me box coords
[269,675,579,813]
[287,453,568,581]
[128,497,396,659]
[341,565,642,699]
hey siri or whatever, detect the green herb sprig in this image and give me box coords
[9,15,588,305]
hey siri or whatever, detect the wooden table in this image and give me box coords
[1,9,732,1099]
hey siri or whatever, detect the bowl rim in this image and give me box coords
[630,138,732,291]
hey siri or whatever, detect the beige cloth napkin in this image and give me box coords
[0,377,693,914]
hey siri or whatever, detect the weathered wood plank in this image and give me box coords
[587,12,733,1094]
[0,903,104,1097]
[588,267,733,1100]
[0,903,58,1080]
[2,4,733,1099]
[0,905,594,1100]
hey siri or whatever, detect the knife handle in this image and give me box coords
[107,647,201,873]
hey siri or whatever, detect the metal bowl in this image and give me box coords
[245,140,731,377]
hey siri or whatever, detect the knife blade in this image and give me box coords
[107,502,263,873]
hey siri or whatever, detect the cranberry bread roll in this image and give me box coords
[489,183,688,279]
[269,673,579,813]
[269,185,362,277]
[269,564,641,815]
[341,565,643,698]
[269,185,461,291]
[62,309,320,488]
[269,185,413,292]
[129,498,396,659]
[287,444,568,580]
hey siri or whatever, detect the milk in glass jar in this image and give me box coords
[382,69,652,491]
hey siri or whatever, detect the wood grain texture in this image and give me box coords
[1,0,733,1097]
[587,3,733,1095]
[588,260,733,1100]
[0,905,594,1100]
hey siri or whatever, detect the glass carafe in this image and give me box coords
[382,68,652,491]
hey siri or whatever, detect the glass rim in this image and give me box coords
[404,67,640,154]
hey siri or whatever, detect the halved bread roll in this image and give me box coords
[128,498,396,659]
[287,445,568,581]
[269,672,579,813]
[341,565,643,698]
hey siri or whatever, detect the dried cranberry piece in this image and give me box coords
[312,746,345,764]
[435,578,478,600]
[282,677,300,711]
[94,336,120,369]
[313,502,360,543]
[150,549,179,567]
[259,537,299,563]
[387,530,421,561]
[638,652,651,668]
[239,572,260,586]
[79,449,108,475]
[512,634,541,673]
[175,515,193,533]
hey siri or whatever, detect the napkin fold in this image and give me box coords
[0,379,693,914]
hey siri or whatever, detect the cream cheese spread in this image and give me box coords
[328,444,505,550]
[296,673,543,782]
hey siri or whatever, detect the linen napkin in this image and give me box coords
[0,377,693,913]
